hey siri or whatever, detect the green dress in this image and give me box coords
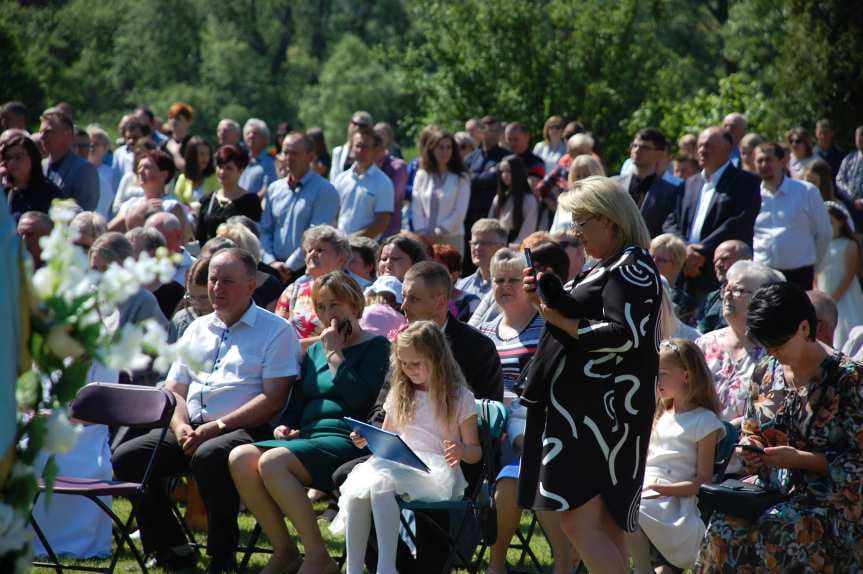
[261,336,390,489]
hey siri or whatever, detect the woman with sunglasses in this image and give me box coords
[520,176,661,574]
[533,115,567,174]
[696,282,863,573]
[785,127,816,180]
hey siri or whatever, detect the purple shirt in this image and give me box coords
[378,152,407,237]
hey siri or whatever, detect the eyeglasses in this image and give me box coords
[630,142,657,151]
[720,284,753,299]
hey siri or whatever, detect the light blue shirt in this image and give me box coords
[239,151,278,195]
[260,171,340,269]
[335,164,394,237]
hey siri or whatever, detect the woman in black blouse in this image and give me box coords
[520,176,661,574]
[195,145,262,243]
[1,134,63,221]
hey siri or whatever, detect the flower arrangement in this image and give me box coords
[0,201,200,572]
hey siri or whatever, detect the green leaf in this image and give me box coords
[41,455,59,507]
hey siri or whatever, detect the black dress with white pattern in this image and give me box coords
[517,246,661,531]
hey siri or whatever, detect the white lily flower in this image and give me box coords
[43,409,82,455]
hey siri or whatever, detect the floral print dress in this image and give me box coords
[696,328,765,422]
[695,352,863,573]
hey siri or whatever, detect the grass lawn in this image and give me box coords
[32,497,561,573]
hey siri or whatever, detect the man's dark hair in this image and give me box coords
[815,118,832,131]
[636,127,668,151]
[505,122,528,135]
[405,260,453,299]
[2,101,27,120]
[353,125,382,147]
[124,120,152,137]
[746,282,816,348]
[135,106,155,122]
[40,107,74,131]
[755,141,785,161]
[350,236,379,269]
[213,247,257,278]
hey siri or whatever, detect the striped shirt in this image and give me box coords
[477,312,545,393]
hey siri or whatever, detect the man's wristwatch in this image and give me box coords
[215,419,227,432]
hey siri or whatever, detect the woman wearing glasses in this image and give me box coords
[520,176,662,574]
[785,127,816,180]
[695,260,785,427]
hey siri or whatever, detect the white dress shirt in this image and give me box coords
[167,302,300,424]
[753,176,831,270]
[688,160,731,244]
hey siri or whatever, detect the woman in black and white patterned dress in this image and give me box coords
[519,176,661,574]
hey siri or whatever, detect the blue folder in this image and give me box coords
[343,417,431,473]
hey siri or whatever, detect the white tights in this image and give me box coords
[344,491,401,574]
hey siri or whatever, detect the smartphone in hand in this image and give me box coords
[736,443,765,455]
[336,318,353,341]
[524,247,536,275]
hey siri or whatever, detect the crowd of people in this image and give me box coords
[3,96,863,574]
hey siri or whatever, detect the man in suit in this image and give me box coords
[663,126,761,303]
[614,127,680,238]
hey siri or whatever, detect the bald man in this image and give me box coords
[145,211,195,286]
[807,289,838,347]
[664,126,761,304]
[723,112,748,168]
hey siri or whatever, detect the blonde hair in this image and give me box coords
[559,176,651,250]
[490,247,526,277]
[656,338,720,420]
[568,154,605,186]
[311,271,365,319]
[388,321,466,429]
[216,223,261,264]
[567,133,594,156]
[650,233,687,272]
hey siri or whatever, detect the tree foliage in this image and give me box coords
[1,0,860,166]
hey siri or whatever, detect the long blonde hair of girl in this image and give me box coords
[656,338,720,421]
[388,320,466,429]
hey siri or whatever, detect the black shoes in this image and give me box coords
[146,546,198,572]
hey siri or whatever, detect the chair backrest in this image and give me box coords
[713,421,739,478]
[466,399,507,499]
[70,382,176,428]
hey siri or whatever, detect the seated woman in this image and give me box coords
[108,149,185,232]
[695,261,785,426]
[174,136,218,205]
[229,272,390,574]
[376,233,429,283]
[695,282,863,573]
[274,225,352,347]
[479,248,577,574]
[1,133,63,221]
[168,256,212,343]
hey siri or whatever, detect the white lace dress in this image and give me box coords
[816,237,863,349]
[330,385,476,535]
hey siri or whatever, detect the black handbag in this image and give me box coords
[699,478,787,521]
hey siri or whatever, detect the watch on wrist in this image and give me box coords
[215,419,227,432]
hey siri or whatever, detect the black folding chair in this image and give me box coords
[30,382,176,574]
[397,399,507,574]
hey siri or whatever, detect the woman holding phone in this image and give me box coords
[696,282,863,573]
[229,271,390,574]
[520,176,662,574]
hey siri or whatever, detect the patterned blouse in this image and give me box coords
[696,328,766,422]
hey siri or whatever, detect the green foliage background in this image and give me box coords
[2,0,861,170]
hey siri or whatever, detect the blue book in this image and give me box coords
[343,417,431,473]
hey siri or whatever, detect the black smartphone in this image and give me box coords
[736,443,765,455]
[524,247,536,274]
[336,318,352,339]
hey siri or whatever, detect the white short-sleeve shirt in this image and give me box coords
[168,302,300,424]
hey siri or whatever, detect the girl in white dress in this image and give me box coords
[815,202,863,350]
[330,321,480,574]
[628,338,724,573]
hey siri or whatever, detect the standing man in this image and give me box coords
[612,127,679,238]
[329,111,373,184]
[113,248,300,573]
[504,122,546,185]
[374,123,407,238]
[753,142,831,290]
[217,119,242,148]
[836,125,863,230]
[723,112,748,168]
[334,127,394,239]
[261,132,339,284]
[39,108,100,211]
[239,118,277,197]
[463,115,508,271]
[813,119,844,178]
[664,126,761,302]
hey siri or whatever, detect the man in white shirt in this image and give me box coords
[753,142,831,290]
[334,127,394,239]
[113,248,300,573]
[329,110,373,184]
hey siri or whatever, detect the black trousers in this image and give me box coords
[778,265,815,292]
[112,425,268,559]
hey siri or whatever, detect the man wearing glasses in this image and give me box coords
[613,127,680,238]
[329,111,373,184]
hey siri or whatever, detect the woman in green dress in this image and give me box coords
[229,271,390,574]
